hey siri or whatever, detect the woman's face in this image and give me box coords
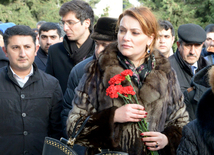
[117,15,153,63]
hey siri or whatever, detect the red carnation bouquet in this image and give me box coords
[106,69,158,155]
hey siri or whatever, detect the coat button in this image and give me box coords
[23,131,28,136]
[22,113,26,117]
[21,94,25,99]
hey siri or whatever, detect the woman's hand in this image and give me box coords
[114,104,147,123]
[141,132,168,150]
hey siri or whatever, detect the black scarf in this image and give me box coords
[117,51,155,88]
[68,35,94,65]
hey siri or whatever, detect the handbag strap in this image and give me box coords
[72,115,90,139]
[61,115,90,147]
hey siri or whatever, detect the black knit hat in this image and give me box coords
[91,17,117,41]
[178,23,206,44]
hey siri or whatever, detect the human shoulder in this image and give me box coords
[97,42,119,71]
[153,49,172,74]
[168,53,176,62]
[38,69,60,85]
[48,42,65,55]
[73,56,94,71]
[69,56,94,82]
[0,66,6,75]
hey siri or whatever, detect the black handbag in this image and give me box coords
[42,116,128,155]
[42,137,78,155]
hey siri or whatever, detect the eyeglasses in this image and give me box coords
[60,20,80,27]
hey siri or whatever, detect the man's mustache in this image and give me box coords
[187,54,197,57]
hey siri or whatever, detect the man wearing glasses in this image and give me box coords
[45,0,95,94]
[169,23,209,92]
[202,25,214,64]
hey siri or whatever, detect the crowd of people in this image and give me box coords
[0,0,214,154]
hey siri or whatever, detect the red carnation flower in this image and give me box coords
[106,85,123,98]
[105,70,158,155]
[122,85,136,96]
[121,69,133,77]
[108,74,126,85]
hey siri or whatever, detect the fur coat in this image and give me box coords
[67,42,189,155]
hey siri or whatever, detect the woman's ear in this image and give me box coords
[147,33,154,46]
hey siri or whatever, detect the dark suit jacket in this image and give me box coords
[45,36,95,94]
[34,47,48,71]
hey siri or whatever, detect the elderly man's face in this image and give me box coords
[177,41,203,65]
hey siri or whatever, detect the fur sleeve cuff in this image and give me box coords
[160,126,182,155]
[81,106,122,148]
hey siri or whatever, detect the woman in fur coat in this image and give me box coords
[67,6,189,155]
[177,66,214,155]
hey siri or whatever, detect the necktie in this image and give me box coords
[191,66,197,75]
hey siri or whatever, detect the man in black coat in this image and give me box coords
[169,23,210,92]
[34,22,62,71]
[0,25,63,154]
[61,17,117,154]
[45,0,95,94]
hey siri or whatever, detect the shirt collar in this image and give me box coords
[191,62,198,69]
[10,65,34,79]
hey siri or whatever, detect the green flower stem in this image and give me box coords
[125,75,159,155]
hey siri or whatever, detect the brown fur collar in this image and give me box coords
[94,42,172,84]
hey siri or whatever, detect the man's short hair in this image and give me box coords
[206,25,214,33]
[158,20,175,36]
[36,21,46,28]
[3,25,37,49]
[59,0,94,32]
[39,22,62,37]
